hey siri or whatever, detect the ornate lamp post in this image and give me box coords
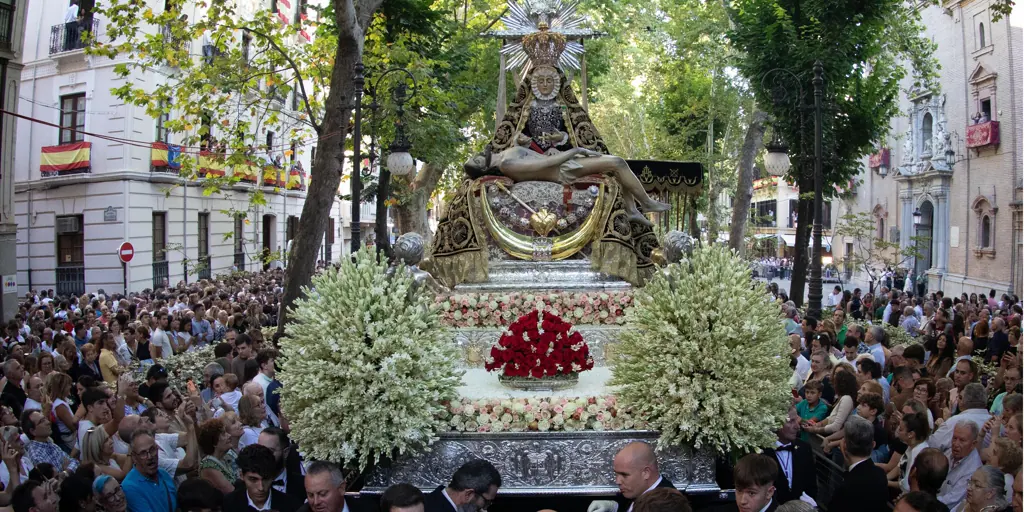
[762,62,826,320]
[349,63,418,256]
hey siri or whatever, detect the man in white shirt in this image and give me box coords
[788,335,811,390]
[936,422,983,508]
[22,376,43,412]
[928,383,991,452]
[140,407,197,480]
[150,312,174,359]
[732,453,779,512]
[825,286,842,308]
[252,349,280,427]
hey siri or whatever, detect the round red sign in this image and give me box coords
[118,242,135,263]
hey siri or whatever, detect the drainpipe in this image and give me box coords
[1005,13,1021,293]
[960,5,971,290]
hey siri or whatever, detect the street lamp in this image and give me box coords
[761,62,826,320]
[349,63,418,257]
[764,128,792,176]
[912,208,922,226]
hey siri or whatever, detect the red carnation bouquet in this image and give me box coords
[485,310,595,379]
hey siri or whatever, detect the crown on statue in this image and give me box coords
[521,23,566,68]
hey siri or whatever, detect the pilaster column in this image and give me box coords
[899,187,914,269]
[932,184,950,274]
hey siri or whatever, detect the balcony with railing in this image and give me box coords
[158,23,191,57]
[56,266,85,297]
[233,252,245,272]
[41,142,91,178]
[49,17,99,55]
[0,2,15,52]
[152,260,169,289]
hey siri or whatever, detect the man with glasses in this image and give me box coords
[423,459,501,512]
[123,430,177,512]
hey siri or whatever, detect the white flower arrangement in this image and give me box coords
[444,396,647,433]
[123,346,216,392]
[277,249,464,471]
[610,244,792,454]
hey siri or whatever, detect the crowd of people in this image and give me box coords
[0,264,1018,512]
[775,285,1023,512]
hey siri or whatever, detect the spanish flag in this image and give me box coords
[151,142,182,170]
[263,166,282,187]
[287,167,304,190]
[235,162,258,183]
[41,142,91,174]
[198,151,226,178]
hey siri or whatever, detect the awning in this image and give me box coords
[777,233,831,251]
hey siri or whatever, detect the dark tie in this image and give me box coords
[776,444,795,452]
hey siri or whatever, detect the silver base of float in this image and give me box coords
[363,430,719,496]
[454,260,632,293]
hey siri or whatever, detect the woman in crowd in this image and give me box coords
[79,344,102,382]
[802,350,835,404]
[952,466,1008,512]
[197,418,237,494]
[97,333,120,385]
[134,326,153,364]
[912,377,937,428]
[236,394,265,450]
[35,352,55,382]
[803,369,857,435]
[92,474,127,512]
[926,333,956,386]
[981,436,1021,497]
[888,411,930,493]
[45,372,78,453]
[0,426,30,490]
[81,428,132,481]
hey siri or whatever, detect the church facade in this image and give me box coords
[834,1,1022,297]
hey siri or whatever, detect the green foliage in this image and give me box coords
[832,211,926,282]
[278,249,463,470]
[611,244,791,453]
[728,0,940,195]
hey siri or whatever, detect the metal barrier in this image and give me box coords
[806,435,894,511]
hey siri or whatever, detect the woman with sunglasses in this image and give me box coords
[93,474,127,512]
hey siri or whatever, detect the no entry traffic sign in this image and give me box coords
[118,242,135,263]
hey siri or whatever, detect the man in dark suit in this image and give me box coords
[423,459,502,512]
[763,406,817,504]
[224,444,302,512]
[587,441,675,512]
[827,415,889,512]
[297,461,379,512]
[733,454,779,512]
[258,427,306,504]
[380,483,425,512]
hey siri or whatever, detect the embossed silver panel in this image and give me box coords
[455,325,624,368]
[364,431,718,496]
[454,260,632,293]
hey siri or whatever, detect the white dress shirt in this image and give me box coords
[626,476,663,512]
[247,491,273,511]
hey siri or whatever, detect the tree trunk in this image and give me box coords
[276,0,382,340]
[790,172,814,307]
[393,162,445,246]
[728,111,767,255]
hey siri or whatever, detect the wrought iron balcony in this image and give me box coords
[0,3,15,52]
[197,255,212,280]
[152,260,169,289]
[49,17,99,55]
[56,266,85,297]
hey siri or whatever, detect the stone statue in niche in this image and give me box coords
[901,124,915,167]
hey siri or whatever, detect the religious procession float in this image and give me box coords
[270,0,792,499]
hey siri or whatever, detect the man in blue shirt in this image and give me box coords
[191,304,214,347]
[123,430,177,512]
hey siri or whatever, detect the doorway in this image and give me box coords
[262,214,276,270]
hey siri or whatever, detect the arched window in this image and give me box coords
[921,113,933,157]
[981,216,991,248]
[979,23,986,48]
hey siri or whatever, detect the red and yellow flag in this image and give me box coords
[263,166,282,187]
[198,151,226,178]
[235,161,259,183]
[287,168,304,190]
[41,142,91,174]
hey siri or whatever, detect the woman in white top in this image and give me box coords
[236,394,265,450]
[44,373,77,452]
[803,367,858,436]
[81,427,132,481]
[889,410,930,492]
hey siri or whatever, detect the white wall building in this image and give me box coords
[13,0,366,297]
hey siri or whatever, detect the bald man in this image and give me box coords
[588,442,675,512]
